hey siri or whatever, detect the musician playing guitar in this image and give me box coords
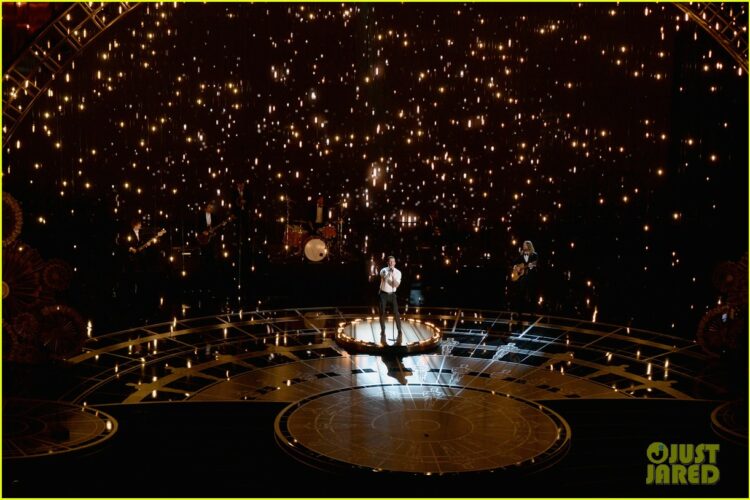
[119,217,166,323]
[198,202,217,243]
[124,218,144,255]
[127,222,167,254]
[510,241,538,282]
[197,216,236,246]
[120,218,166,256]
[197,202,237,246]
[195,202,235,308]
[510,240,539,329]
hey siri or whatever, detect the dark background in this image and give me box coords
[4,399,748,497]
[2,3,747,336]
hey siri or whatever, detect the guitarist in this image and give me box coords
[119,217,162,324]
[510,240,539,329]
[199,202,217,239]
[196,201,226,308]
[120,217,148,272]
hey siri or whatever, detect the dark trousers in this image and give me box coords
[511,274,538,321]
[379,291,402,334]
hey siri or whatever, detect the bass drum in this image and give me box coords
[303,237,327,262]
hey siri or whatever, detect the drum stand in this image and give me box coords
[285,198,291,255]
[336,217,344,257]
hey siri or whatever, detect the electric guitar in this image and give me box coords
[197,215,235,245]
[129,229,166,254]
[510,261,536,282]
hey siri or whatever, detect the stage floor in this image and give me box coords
[3,306,747,496]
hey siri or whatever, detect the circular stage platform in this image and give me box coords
[335,317,441,354]
[711,400,748,446]
[275,384,569,474]
[3,399,117,459]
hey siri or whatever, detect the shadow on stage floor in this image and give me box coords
[4,399,746,498]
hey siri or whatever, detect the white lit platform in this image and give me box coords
[335,317,442,354]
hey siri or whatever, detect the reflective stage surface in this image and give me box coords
[3,307,746,496]
[63,306,727,408]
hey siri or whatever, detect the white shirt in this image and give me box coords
[205,212,212,227]
[379,266,401,293]
[523,253,529,263]
[133,228,140,242]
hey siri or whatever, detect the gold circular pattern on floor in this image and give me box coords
[65,307,726,405]
[711,400,748,445]
[275,384,570,474]
[3,399,118,459]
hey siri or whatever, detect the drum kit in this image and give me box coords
[282,198,346,262]
[283,222,343,262]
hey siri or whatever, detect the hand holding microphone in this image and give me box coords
[381,266,394,286]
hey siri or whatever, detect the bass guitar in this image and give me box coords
[510,261,536,282]
[197,215,235,245]
[129,228,166,254]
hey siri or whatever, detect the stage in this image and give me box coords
[2,2,748,497]
[3,306,747,496]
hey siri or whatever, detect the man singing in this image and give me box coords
[379,255,403,346]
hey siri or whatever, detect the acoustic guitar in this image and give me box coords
[197,215,235,245]
[510,261,536,282]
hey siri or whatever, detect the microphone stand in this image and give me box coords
[389,267,398,342]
